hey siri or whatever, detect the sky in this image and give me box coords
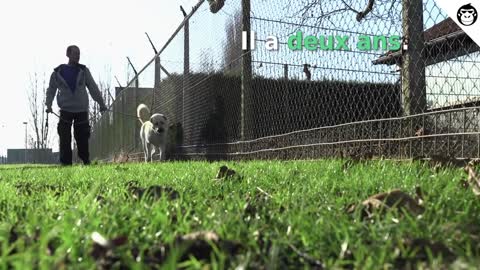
[0,0,200,156]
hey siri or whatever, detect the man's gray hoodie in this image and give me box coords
[45,64,106,113]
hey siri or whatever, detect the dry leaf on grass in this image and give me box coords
[464,165,480,196]
[346,189,425,220]
[174,231,242,262]
[215,165,238,180]
[90,232,128,269]
[419,155,471,170]
[94,195,106,206]
[137,231,242,267]
[342,152,374,172]
[459,179,470,189]
[243,190,272,220]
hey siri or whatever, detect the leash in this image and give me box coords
[44,112,49,143]
[49,111,86,125]
[106,109,141,120]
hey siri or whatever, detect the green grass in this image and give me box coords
[0,164,57,169]
[0,160,479,269]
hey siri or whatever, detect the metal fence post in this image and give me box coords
[154,56,160,109]
[402,0,426,116]
[127,57,139,153]
[184,14,190,137]
[184,15,190,78]
[241,0,252,142]
[134,87,138,152]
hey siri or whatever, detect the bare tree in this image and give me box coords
[285,0,400,27]
[89,66,114,127]
[223,8,243,75]
[90,78,112,126]
[27,72,52,149]
[200,49,216,74]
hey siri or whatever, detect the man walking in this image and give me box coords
[45,45,107,165]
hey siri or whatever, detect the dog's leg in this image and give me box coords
[141,129,148,163]
[140,138,147,162]
[146,144,152,162]
[158,147,164,161]
[144,147,149,163]
[151,147,157,162]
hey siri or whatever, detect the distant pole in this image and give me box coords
[23,121,27,163]
[126,57,139,89]
[145,32,161,89]
[114,76,123,88]
[127,57,139,150]
[183,13,190,77]
[146,32,161,110]
[154,57,161,89]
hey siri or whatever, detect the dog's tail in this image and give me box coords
[137,104,150,124]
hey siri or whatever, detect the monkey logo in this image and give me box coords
[457,4,477,26]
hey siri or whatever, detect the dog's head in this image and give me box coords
[150,113,169,134]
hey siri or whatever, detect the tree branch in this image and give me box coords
[356,0,375,22]
[341,0,360,13]
[27,72,51,150]
[288,0,369,31]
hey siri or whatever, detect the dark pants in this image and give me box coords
[57,110,90,165]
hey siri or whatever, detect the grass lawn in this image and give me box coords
[0,160,479,269]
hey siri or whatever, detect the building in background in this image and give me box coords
[7,148,57,164]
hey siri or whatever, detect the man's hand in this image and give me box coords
[46,107,53,114]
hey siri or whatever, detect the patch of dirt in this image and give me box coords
[215,165,239,180]
[394,238,456,269]
[243,189,273,221]
[125,180,179,201]
[90,231,242,269]
[174,231,242,261]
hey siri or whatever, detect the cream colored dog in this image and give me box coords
[137,104,169,162]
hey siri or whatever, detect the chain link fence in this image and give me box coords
[90,0,480,162]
